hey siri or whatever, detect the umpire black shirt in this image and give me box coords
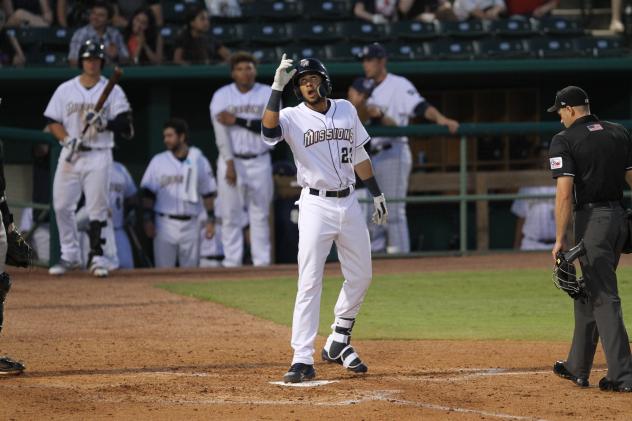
[549,114,632,206]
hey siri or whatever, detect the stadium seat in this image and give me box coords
[475,38,531,59]
[382,41,425,60]
[291,21,342,43]
[162,0,202,24]
[426,39,475,60]
[28,51,68,66]
[304,0,353,21]
[537,17,584,36]
[573,37,625,57]
[440,20,486,38]
[527,37,577,58]
[241,23,291,45]
[326,43,365,62]
[241,0,302,21]
[160,25,180,46]
[210,23,242,46]
[247,47,279,63]
[390,20,438,41]
[339,21,390,42]
[283,44,329,61]
[489,18,535,37]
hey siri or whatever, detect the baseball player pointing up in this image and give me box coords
[262,55,388,383]
[44,40,133,277]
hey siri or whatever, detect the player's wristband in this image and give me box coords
[206,209,216,224]
[363,176,382,198]
[266,90,282,112]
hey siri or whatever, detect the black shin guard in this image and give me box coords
[87,220,106,265]
[0,272,11,333]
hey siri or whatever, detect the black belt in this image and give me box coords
[370,143,392,156]
[201,255,224,261]
[77,144,108,152]
[234,151,269,160]
[575,201,623,211]
[309,187,351,198]
[157,212,193,221]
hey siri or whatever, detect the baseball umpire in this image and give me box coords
[549,86,632,392]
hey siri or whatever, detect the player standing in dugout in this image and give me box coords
[44,40,133,278]
[549,86,632,392]
[262,55,388,383]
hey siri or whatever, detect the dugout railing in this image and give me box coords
[2,121,632,264]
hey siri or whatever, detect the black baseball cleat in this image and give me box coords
[0,356,25,375]
[322,347,368,373]
[283,363,316,383]
[553,361,589,387]
[599,377,632,392]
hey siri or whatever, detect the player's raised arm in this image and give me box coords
[261,54,295,142]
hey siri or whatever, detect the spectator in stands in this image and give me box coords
[124,7,162,65]
[610,0,624,33]
[68,0,129,66]
[56,0,89,28]
[205,0,242,18]
[2,0,53,27]
[111,0,162,29]
[173,4,229,65]
[0,10,25,66]
[511,144,556,250]
[505,0,558,18]
[453,0,506,21]
[354,0,399,24]
[398,0,457,22]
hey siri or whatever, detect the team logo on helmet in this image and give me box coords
[300,59,309,67]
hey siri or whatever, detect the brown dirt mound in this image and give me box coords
[2,252,632,420]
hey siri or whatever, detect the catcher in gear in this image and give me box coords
[0,139,27,375]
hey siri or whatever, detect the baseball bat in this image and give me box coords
[66,66,124,162]
[125,223,154,268]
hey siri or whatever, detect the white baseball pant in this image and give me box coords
[291,188,372,365]
[115,228,134,268]
[154,215,199,268]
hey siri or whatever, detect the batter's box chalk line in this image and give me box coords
[269,380,339,387]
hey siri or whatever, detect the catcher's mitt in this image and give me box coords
[5,228,32,268]
[553,239,587,300]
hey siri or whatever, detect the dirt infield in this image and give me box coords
[1,252,632,420]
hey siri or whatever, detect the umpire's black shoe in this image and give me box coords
[283,363,315,383]
[0,356,25,375]
[599,377,632,392]
[553,361,589,387]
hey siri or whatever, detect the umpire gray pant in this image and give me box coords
[567,205,632,387]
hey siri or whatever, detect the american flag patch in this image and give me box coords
[587,123,603,131]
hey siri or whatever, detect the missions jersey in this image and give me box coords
[109,162,137,229]
[366,73,426,148]
[44,76,131,148]
[263,99,370,191]
[140,146,217,216]
[210,82,272,157]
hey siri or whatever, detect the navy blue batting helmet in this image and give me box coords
[78,39,105,69]
[292,58,332,101]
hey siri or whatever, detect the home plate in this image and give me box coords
[269,380,339,387]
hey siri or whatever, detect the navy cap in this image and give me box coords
[351,77,375,96]
[357,42,387,60]
[547,86,590,112]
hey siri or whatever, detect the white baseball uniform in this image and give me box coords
[511,185,557,250]
[44,75,130,266]
[210,82,274,267]
[263,99,373,366]
[366,73,425,254]
[110,161,137,268]
[76,206,118,270]
[141,146,217,268]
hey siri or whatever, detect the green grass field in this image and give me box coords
[159,267,632,341]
